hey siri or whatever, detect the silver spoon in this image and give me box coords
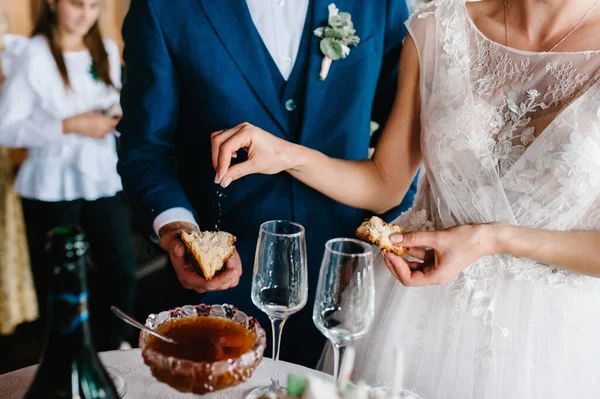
[111,306,178,345]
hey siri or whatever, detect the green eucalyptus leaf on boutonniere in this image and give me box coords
[324,27,344,39]
[320,38,344,61]
[329,11,352,29]
[328,15,345,28]
[314,3,360,80]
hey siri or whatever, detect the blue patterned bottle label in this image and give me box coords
[48,292,89,335]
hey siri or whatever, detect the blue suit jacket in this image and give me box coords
[118,0,416,366]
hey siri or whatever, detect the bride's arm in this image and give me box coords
[212,36,422,215]
[490,225,600,277]
[286,36,422,214]
[384,224,600,286]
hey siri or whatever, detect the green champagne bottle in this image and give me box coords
[24,226,120,399]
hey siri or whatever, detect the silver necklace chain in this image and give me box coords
[504,0,600,53]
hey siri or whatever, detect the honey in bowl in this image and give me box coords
[148,316,257,362]
[140,304,267,395]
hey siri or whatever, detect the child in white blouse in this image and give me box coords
[0,0,136,350]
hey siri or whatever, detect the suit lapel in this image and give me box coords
[199,0,288,133]
[301,0,348,135]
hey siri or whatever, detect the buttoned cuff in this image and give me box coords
[153,207,199,238]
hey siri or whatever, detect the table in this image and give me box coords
[0,349,331,398]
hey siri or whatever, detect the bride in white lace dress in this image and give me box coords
[211,0,600,397]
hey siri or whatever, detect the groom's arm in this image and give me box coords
[118,0,242,292]
[118,0,198,237]
[371,0,418,221]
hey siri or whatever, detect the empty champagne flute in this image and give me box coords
[246,221,308,399]
[313,238,375,384]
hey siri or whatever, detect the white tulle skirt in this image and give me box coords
[322,252,600,399]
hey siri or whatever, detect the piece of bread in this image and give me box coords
[179,231,236,280]
[355,216,406,256]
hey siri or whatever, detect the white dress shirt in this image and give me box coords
[153,0,310,236]
[246,0,309,80]
[0,35,123,202]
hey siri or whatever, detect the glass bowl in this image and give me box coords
[139,304,266,395]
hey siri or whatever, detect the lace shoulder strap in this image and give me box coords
[405,0,470,111]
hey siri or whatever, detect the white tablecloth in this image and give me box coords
[0,349,331,398]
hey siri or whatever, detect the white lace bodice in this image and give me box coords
[346,5,600,394]
[468,16,600,178]
[401,0,600,289]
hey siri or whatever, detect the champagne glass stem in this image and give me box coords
[332,342,347,382]
[269,317,287,388]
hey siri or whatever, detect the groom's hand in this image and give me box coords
[159,222,242,293]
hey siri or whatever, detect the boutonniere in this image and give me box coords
[313,3,360,81]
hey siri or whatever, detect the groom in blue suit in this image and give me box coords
[118,0,415,368]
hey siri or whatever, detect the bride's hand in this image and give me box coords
[211,122,295,187]
[383,224,494,286]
